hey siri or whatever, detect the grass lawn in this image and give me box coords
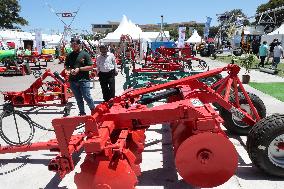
[215,55,284,77]
[249,82,284,102]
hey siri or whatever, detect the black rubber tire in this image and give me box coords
[200,73,222,86]
[233,48,243,56]
[220,92,266,135]
[0,110,35,145]
[198,60,208,69]
[247,114,284,177]
[200,49,208,57]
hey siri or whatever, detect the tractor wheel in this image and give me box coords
[200,49,208,57]
[198,60,208,69]
[247,114,284,177]
[220,92,266,135]
[233,49,243,56]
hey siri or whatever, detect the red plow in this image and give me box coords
[1,64,284,188]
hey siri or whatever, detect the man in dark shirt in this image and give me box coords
[65,38,95,115]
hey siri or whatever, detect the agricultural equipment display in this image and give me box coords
[0,49,31,76]
[144,47,207,71]
[122,46,212,90]
[2,69,71,107]
[116,34,137,65]
[0,64,283,188]
[17,53,54,68]
[0,69,73,145]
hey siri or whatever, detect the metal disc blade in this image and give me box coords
[175,132,238,188]
[75,155,137,189]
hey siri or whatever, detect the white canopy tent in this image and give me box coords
[186,30,202,43]
[102,15,143,42]
[42,34,62,46]
[141,31,170,42]
[0,29,62,48]
[261,23,284,47]
[268,24,284,35]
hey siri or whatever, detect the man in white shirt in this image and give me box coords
[96,45,118,101]
[272,42,284,69]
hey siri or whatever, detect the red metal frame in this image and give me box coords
[0,65,27,76]
[142,47,205,72]
[2,69,72,107]
[0,64,261,188]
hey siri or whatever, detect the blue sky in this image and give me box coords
[19,0,269,33]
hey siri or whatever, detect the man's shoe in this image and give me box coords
[91,108,96,115]
[78,112,86,116]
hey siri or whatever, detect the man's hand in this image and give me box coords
[71,68,80,75]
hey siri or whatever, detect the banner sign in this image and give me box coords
[35,30,42,54]
[204,17,212,38]
[177,26,186,48]
[62,13,73,17]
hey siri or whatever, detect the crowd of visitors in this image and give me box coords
[256,38,283,69]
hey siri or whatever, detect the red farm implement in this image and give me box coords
[0,64,283,188]
[2,69,71,107]
[142,47,207,72]
[0,69,73,145]
[17,54,54,68]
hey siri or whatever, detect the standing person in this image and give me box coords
[65,38,95,116]
[192,43,197,56]
[96,45,118,102]
[272,42,284,69]
[258,41,269,67]
[251,38,260,56]
[267,38,278,64]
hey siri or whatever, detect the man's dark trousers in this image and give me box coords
[259,56,266,67]
[98,70,115,101]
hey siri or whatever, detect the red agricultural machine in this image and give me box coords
[0,64,284,188]
[0,55,31,76]
[116,34,138,65]
[0,69,73,145]
[2,69,71,108]
[143,47,207,72]
[17,53,54,68]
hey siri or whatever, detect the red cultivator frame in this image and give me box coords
[1,64,284,188]
[143,47,207,72]
[2,69,71,107]
[17,54,54,68]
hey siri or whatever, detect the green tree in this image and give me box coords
[216,9,249,42]
[208,26,219,38]
[255,0,284,32]
[168,28,178,41]
[0,0,28,29]
[217,9,249,26]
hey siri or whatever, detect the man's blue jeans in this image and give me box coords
[273,57,280,68]
[69,80,95,115]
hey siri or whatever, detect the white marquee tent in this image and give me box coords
[261,23,284,46]
[102,15,143,42]
[141,31,170,42]
[186,30,202,43]
[0,29,62,48]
